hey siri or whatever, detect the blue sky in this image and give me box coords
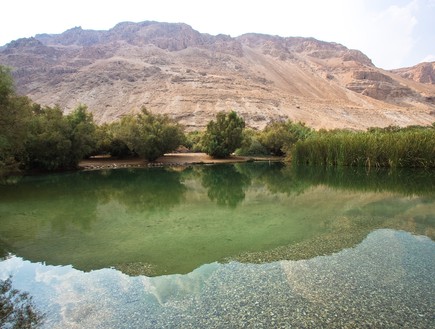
[1,0,434,69]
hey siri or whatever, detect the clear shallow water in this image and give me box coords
[0,230,433,328]
[0,163,434,327]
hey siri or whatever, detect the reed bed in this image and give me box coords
[292,126,435,168]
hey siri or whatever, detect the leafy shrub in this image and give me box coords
[23,105,96,170]
[113,108,185,161]
[0,66,33,171]
[185,131,205,152]
[235,129,269,156]
[259,120,312,156]
[202,111,245,158]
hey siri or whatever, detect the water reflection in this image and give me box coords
[200,164,250,207]
[0,163,434,275]
[250,163,311,196]
[292,165,435,197]
[97,168,186,213]
[1,229,433,328]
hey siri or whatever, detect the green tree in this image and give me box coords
[93,123,132,157]
[24,106,72,170]
[24,105,97,170]
[0,66,14,105]
[66,104,97,164]
[202,111,245,158]
[114,108,185,161]
[92,123,113,155]
[0,67,97,173]
[185,131,205,152]
[235,128,268,156]
[0,66,33,171]
[259,120,311,156]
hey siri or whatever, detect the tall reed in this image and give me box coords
[292,126,435,168]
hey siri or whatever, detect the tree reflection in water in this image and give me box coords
[200,164,251,208]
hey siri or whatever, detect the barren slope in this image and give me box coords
[1,21,434,130]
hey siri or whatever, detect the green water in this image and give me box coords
[1,163,434,328]
[0,163,434,276]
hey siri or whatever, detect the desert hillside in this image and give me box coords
[391,62,435,85]
[1,21,434,130]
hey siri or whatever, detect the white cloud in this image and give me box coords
[421,54,435,62]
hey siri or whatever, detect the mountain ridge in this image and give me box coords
[1,21,434,130]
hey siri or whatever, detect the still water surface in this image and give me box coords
[0,163,434,328]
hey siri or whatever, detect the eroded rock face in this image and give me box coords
[392,62,435,84]
[346,70,417,102]
[352,71,393,83]
[0,21,434,130]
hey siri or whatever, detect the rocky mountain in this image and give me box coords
[391,62,435,85]
[1,21,434,130]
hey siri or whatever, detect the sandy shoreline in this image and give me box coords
[79,153,283,170]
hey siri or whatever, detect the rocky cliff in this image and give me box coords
[392,62,435,85]
[1,21,434,130]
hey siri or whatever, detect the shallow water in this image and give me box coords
[0,163,434,327]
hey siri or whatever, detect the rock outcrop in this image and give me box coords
[346,70,418,102]
[392,62,435,85]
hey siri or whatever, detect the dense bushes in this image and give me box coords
[0,67,33,172]
[184,131,204,152]
[235,128,269,156]
[202,111,245,158]
[111,108,185,161]
[24,105,97,170]
[0,66,186,173]
[293,126,435,168]
[1,67,97,172]
[234,120,311,157]
[259,120,312,156]
[234,119,434,169]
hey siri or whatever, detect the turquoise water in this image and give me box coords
[0,163,434,327]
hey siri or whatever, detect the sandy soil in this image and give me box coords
[79,153,282,170]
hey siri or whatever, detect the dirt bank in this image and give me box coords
[79,153,283,170]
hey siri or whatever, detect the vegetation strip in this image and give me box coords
[1,65,434,177]
[293,126,435,168]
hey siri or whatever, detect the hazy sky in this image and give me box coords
[1,0,434,69]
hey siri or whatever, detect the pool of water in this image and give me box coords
[0,163,434,327]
